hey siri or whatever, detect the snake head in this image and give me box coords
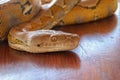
[9,30,80,53]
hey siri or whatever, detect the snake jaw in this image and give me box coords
[8,30,80,53]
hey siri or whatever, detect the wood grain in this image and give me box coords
[0,1,120,80]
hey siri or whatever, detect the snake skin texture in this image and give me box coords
[0,0,118,53]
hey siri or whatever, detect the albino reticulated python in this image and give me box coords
[0,0,117,53]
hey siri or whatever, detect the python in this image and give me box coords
[0,0,117,53]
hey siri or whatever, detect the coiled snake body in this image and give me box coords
[0,0,117,53]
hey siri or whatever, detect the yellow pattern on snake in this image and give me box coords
[0,0,118,53]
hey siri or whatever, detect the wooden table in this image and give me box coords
[0,1,120,80]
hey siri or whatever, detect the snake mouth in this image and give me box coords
[8,38,79,53]
[31,41,78,50]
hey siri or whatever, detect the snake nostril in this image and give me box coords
[37,44,41,47]
[36,42,44,47]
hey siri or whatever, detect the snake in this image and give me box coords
[0,0,117,53]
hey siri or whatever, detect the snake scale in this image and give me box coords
[0,0,117,53]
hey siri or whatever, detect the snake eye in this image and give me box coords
[51,36,57,42]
